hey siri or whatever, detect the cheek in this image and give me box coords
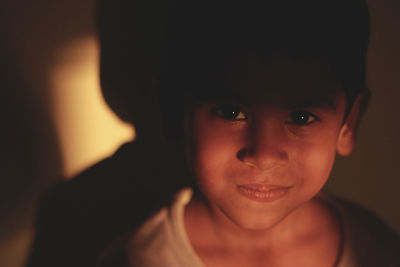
[293,132,339,195]
[188,111,244,190]
[191,126,237,183]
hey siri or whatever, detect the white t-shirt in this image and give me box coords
[113,188,400,267]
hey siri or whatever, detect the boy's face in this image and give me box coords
[185,60,357,230]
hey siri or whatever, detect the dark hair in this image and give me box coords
[98,0,370,142]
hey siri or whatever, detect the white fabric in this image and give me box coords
[127,188,203,267]
[126,188,399,267]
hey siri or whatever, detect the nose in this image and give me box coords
[237,119,289,170]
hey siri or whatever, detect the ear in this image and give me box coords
[336,90,370,156]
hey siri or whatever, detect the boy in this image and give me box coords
[99,0,400,266]
[28,0,400,266]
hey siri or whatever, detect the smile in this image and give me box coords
[237,184,291,202]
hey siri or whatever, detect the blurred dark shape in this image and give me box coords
[27,141,191,267]
[27,1,193,265]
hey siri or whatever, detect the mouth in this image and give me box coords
[237,184,291,202]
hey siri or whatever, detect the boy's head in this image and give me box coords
[157,0,369,141]
[154,0,370,229]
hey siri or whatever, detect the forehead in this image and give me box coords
[202,58,344,109]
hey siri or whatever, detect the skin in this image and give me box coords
[183,60,366,266]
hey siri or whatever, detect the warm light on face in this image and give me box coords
[186,61,349,230]
[50,36,135,178]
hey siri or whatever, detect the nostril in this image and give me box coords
[237,148,252,161]
[237,148,256,167]
[237,147,257,167]
[237,148,257,167]
[278,151,289,160]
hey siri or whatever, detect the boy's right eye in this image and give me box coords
[212,104,247,121]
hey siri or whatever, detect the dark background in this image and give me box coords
[0,0,399,266]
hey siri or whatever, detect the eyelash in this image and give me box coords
[286,110,320,126]
[212,105,320,126]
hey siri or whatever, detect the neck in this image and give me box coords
[184,194,340,252]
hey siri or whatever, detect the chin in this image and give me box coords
[222,206,292,232]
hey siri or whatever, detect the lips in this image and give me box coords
[237,184,291,202]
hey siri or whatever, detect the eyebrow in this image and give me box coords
[192,90,339,112]
[285,96,337,112]
[194,92,249,106]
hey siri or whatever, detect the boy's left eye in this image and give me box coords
[212,104,247,121]
[287,111,319,125]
